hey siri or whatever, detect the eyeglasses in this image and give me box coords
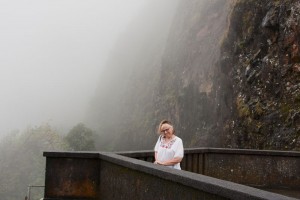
[161,128,170,133]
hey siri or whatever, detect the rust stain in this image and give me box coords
[50,178,97,197]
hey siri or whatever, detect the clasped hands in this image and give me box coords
[154,160,164,165]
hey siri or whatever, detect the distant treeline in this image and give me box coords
[0,123,95,200]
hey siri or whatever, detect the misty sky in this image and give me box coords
[0,0,147,135]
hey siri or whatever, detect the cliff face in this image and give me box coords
[87,0,180,150]
[88,0,300,151]
[154,0,233,147]
[221,0,300,150]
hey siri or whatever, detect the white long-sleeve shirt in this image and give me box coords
[154,135,184,170]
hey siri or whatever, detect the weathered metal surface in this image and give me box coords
[192,153,199,173]
[44,155,100,199]
[121,148,300,190]
[43,149,300,200]
[99,160,226,200]
[119,148,300,198]
[204,153,300,189]
[98,152,295,200]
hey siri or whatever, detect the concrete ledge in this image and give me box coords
[118,148,300,190]
[43,151,100,159]
[99,152,296,200]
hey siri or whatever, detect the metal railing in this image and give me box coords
[42,148,300,200]
[26,185,45,200]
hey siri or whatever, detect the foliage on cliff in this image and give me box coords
[88,0,300,151]
[221,0,300,150]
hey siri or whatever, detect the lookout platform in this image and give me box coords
[43,148,300,200]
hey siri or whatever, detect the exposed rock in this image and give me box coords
[87,0,300,151]
[220,0,300,150]
[262,6,279,29]
[293,63,300,72]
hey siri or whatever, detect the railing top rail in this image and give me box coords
[43,148,300,159]
[116,147,300,157]
[43,151,100,158]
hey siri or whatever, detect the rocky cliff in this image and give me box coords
[222,0,300,150]
[87,0,300,151]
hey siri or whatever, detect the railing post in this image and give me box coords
[43,152,100,200]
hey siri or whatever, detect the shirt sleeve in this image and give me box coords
[174,138,184,158]
[154,136,161,151]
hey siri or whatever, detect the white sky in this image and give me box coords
[0,0,147,134]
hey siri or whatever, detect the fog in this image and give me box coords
[0,0,147,135]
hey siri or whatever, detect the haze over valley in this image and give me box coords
[0,0,147,135]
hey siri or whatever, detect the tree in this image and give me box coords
[65,123,95,151]
[0,123,67,200]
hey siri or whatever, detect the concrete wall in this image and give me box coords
[121,148,300,189]
[44,152,100,199]
[98,157,223,200]
[204,152,300,188]
[43,148,299,200]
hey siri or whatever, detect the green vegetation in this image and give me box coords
[236,96,250,117]
[254,102,264,116]
[0,124,67,200]
[0,122,96,200]
[65,123,96,151]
